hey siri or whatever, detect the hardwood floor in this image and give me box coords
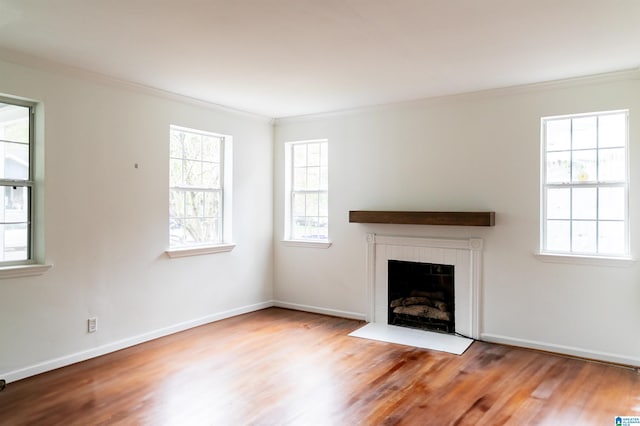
[1,308,639,425]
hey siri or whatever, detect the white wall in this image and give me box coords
[0,57,274,381]
[274,71,640,365]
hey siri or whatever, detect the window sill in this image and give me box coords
[534,252,635,267]
[0,263,53,279]
[281,240,332,249]
[166,244,236,258]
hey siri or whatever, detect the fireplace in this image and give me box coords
[388,260,454,333]
[366,234,483,339]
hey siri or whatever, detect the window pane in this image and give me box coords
[185,191,204,217]
[201,162,220,189]
[599,187,625,220]
[202,136,219,162]
[572,187,596,220]
[546,119,571,151]
[305,193,319,216]
[598,221,625,254]
[307,143,321,166]
[572,221,597,253]
[0,223,28,261]
[307,166,320,190]
[184,133,202,160]
[315,217,328,239]
[204,191,221,218]
[0,103,29,144]
[546,220,570,252]
[292,192,306,217]
[292,217,305,239]
[200,218,219,243]
[572,149,596,182]
[184,160,202,187]
[598,148,626,182]
[572,116,597,150]
[293,144,307,167]
[546,151,570,183]
[2,185,29,223]
[183,218,201,243]
[293,167,307,190]
[0,141,29,180]
[598,113,626,148]
[547,188,570,219]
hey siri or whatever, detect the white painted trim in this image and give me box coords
[165,243,236,258]
[280,240,332,249]
[365,234,376,322]
[534,252,635,267]
[366,234,483,339]
[0,263,52,279]
[273,300,366,321]
[0,47,272,122]
[275,69,640,123]
[2,301,273,383]
[481,332,640,368]
[372,234,482,251]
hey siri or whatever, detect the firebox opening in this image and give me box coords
[388,260,455,334]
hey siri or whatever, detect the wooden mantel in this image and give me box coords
[349,211,495,227]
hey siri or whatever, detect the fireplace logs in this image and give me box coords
[391,292,451,322]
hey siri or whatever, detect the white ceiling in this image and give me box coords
[0,0,639,118]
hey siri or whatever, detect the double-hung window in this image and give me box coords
[284,139,329,242]
[169,125,232,252]
[0,98,33,265]
[541,110,629,258]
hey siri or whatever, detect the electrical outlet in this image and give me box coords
[88,317,98,333]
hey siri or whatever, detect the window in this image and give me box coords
[284,139,329,242]
[169,125,232,251]
[0,98,33,265]
[541,110,629,258]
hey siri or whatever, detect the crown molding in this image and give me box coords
[0,47,273,123]
[274,67,640,125]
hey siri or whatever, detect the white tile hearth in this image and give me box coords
[349,323,473,355]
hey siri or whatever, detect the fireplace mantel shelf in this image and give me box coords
[349,210,495,227]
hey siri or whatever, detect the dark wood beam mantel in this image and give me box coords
[349,210,495,226]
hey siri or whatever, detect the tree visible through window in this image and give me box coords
[541,110,629,257]
[169,126,225,248]
[0,99,32,264]
[286,140,328,241]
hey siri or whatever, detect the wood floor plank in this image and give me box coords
[1,308,639,425]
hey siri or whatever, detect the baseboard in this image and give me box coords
[273,300,366,321]
[481,332,640,368]
[3,301,274,383]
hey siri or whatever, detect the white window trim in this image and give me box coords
[539,110,630,259]
[0,95,47,270]
[283,138,330,244]
[166,243,235,258]
[0,263,52,279]
[534,252,634,267]
[281,240,332,249]
[168,125,233,255]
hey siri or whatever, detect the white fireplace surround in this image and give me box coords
[366,234,483,339]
